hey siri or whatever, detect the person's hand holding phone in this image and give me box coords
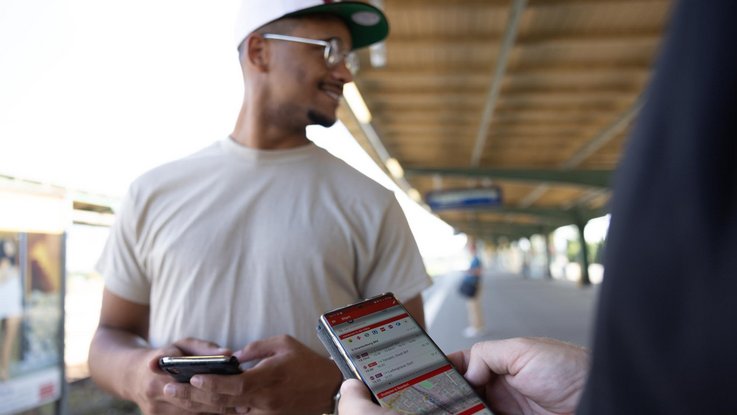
[338,337,589,415]
[449,337,588,415]
[339,379,399,415]
[138,337,233,414]
[180,334,342,414]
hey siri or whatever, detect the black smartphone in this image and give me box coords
[158,355,242,383]
[317,293,494,414]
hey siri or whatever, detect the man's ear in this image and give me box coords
[245,34,270,72]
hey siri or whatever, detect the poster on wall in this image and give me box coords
[0,231,64,414]
[0,188,68,415]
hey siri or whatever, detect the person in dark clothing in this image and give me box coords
[577,0,737,412]
[338,0,737,413]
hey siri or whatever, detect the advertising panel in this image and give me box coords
[0,188,68,415]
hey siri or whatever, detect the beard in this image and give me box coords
[307,109,337,128]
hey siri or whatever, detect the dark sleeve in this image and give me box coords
[577,1,737,414]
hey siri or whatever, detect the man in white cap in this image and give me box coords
[88,1,431,414]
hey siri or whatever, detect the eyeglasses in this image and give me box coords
[262,33,358,74]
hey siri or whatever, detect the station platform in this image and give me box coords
[423,270,601,354]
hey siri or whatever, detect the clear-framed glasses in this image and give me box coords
[262,33,358,74]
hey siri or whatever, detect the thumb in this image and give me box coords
[464,340,524,387]
[148,344,185,373]
[174,337,230,356]
[338,379,384,414]
[233,337,283,362]
[340,378,372,400]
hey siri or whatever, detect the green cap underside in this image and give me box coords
[285,2,389,50]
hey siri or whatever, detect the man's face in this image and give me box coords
[264,16,354,129]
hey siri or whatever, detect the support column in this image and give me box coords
[575,216,591,286]
[543,231,553,279]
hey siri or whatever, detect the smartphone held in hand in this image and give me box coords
[158,355,242,383]
[317,293,493,415]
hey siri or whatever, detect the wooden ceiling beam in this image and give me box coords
[368,90,638,101]
[386,134,599,144]
[361,83,644,96]
[359,62,650,77]
[388,0,667,9]
[378,118,603,128]
[376,110,619,123]
[382,128,598,138]
[372,101,629,112]
[385,31,661,48]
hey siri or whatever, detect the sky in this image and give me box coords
[0,0,467,260]
[0,0,242,195]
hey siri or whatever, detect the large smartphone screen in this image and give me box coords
[322,294,493,414]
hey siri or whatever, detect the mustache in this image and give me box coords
[318,81,344,95]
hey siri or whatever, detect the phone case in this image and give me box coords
[158,355,241,383]
[317,319,359,380]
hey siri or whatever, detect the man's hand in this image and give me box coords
[448,337,589,415]
[337,337,589,415]
[176,334,341,414]
[338,379,398,415]
[133,337,232,414]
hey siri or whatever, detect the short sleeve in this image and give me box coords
[95,185,151,304]
[359,197,432,302]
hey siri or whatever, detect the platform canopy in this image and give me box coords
[340,0,673,241]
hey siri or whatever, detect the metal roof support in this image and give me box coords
[563,188,609,211]
[518,183,550,208]
[469,206,608,223]
[573,211,592,286]
[515,95,645,207]
[562,95,645,169]
[350,108,415,193]
[469,0,527,167]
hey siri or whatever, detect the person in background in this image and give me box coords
[460,238,486,338]
[88,1,431,414]
[338,0,737,413]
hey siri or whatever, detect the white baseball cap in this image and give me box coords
[234,0,389,51]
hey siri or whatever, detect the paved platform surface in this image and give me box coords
[423,270,601,354]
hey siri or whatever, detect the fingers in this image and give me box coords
[338,379,395,415]
[148,344,185,373]
[174,337,231,356]
[191,371,250,397]
[447,349,471,374]
[233,334,294,362]
[463,339,528,386]
[162,380,247,413]
[220,336,342,413]
[340,378,372,400]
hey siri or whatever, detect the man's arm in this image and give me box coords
[88,288,153,400]
[89,288,231,414]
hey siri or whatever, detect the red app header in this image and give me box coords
[325,294,398,326]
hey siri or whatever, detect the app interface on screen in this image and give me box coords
[326,295,492,415]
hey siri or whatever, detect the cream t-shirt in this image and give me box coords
[97,138,431,354]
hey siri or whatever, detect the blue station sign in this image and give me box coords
[425,186,503,211]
